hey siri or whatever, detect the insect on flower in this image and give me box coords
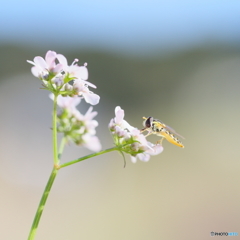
[141,117,184,148]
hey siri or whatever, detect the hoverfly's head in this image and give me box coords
[142,116,153,128]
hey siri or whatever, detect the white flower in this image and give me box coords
[130,128,149,149]
[49,94,81,110]
[74,107,101,151]
[131,143,163,163]
[74,106,98,135]
[109,106,140,143]
[57,54,89,81]
[82,135,101,152]
[27,50,63,79]
[50,94,101,152]
[113,106,135,131]
[28,51,100,105]
[57,54,97,90]
[73,79,100,105]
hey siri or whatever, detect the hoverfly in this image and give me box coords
[141,116,184,148]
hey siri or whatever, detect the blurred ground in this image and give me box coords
[0,45,240,240]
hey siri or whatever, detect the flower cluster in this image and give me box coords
[28,51,164,161]
[27,50,99,105]
[50,94,101,152]
[109,106,163,163]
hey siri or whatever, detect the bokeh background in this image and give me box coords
[1,1,240,239]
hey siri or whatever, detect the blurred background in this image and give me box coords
[1,1,240,239]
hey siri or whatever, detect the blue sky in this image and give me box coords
[1,0,240,54]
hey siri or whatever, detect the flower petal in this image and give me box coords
[83,92,100,105]
[84,80,96,89]
[84,106,98,120]
[57,54,68,67]
[82,135,102,152]
[31,67,40,77]
[114,106,124,124]
[147,144,164,155]
[49,94,81,109]
[131,156,137,163]
[45,51,57,67]
[76,66,88,80]
[26,60,35,65]
[33,56,48,70]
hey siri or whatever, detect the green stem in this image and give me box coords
[53,94,59,165]
[27,167,58,240]
[27,145,124,239]
[58,137,67,160]
[59,146,120,168]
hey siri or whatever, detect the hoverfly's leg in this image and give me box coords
[140,128,147,133]
[156,137,164,145]
[140,128,153,138]
[144,131,153,138]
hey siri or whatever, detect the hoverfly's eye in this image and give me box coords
[143,117,153,128]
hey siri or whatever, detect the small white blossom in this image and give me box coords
[49,94,81,110]
[82,134,101,152]
[50,94,101,152]
[27,50,63,79]
[131,143,163,163]
[28,51,100,106]
[73,79,100,105]
[57,54,89,81]
[113,106,134,131]
[57,54,99,104]
[74,106,99,136]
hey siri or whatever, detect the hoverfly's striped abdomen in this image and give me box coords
[157,129,184,148]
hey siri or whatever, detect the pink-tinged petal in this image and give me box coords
[57,54,68,67]
[31,67,40,77]
[83,92,100,105]
[121,120,134,131]
[45,51,57,66]
[76,66,88,80]
[83,135,102,152]
[146,142,162,154]
[72,109,83,120]
[68,65,79,76]
[84,106,98,120]
[84,80,96,89]
[64,97,78,108]
[136,134,149,147]
[108,119,115,129]
[137,153,150,162]
[65,96,80,108]
[85,120,98,134]
[115,126,126,138]
[49,94,81,109]
[53,63,63,73]
[73,79,87,92]
[73,77,96,93]
[26,60,35,65]
[115,106,124,124]
[151,144,164,155]
[131,156,137,163]
[33,56,48,69]
[85,106,93,116]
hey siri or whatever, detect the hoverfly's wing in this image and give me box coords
[165,124,185,139]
